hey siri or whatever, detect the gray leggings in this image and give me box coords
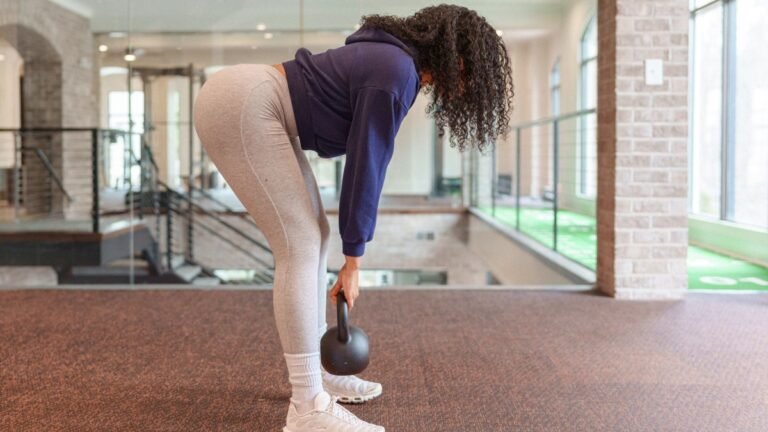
[193,64,329,354]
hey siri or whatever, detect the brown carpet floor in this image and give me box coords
[1,288,767,431]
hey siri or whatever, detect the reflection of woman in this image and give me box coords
[194,4,513,431]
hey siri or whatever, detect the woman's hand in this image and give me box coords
[330,255,362,311]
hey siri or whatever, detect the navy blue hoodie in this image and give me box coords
[282,28,422,257]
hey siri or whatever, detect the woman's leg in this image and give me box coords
[289,147,331,338]
[193,64,323,414]
[290,149,383,404]
[266,66,330,338]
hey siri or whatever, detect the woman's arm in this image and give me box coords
[333,86,409,309]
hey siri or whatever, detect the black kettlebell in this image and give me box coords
[320,290,370,375]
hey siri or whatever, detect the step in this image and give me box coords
[170,254,186,269]
[175,264,202,282]
[69,266,150,276]
[252,272,274,284]
[192,276,221,286]
[0,266,58,287]
[109,258,150,269]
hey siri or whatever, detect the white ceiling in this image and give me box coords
[53,0,563,65]
[53,0,567,33]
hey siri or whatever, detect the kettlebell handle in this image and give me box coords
[336,291,350,343]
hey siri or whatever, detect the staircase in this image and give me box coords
[0,127,275,287]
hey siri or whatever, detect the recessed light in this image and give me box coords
[264,33,273,39]
[354,23,361,30]
[496,30,503,36]
[124,47,136,62]
[98,44,109,52]
[256,23,267,31]
[0,54,5,61]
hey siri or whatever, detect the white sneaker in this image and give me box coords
[322,371,383,404]
[283,391,385,432]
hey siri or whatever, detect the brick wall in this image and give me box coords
[597,0,689,299]
[0,0,98,220]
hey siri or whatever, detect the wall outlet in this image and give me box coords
[644,59,664,86]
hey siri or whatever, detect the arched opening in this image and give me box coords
[0,24,63,217]
[0,38,23,216]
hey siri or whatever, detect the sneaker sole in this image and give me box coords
[331,385,383,404]
[285,426,385,432]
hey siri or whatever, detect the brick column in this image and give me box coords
[596,0,689,299]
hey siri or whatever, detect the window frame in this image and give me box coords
[689,0,765,229]
[550,57,561,116]
[577,14,597,198]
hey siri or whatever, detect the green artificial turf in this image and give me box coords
[477,206,768,291]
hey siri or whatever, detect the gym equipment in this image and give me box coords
[320,291,370,375]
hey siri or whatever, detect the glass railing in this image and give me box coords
[469,108,597,270]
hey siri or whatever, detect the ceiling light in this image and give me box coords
[256,23,267,31]
[496,30,503,36]
[0,54,5,61]
[124,47,136,62]
[354,23,361,30]
[108,32,127,38]
[264,32,273,39]
[98,44,109,52]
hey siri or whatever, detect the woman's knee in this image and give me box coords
[278,223,323,262]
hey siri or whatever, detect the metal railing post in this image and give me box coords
[515,127,521,231]
[138,138,144,221]
[553,119,560,251]
[13,132,21,223]
[91,129,100,233]
[166,190,174,271]
[152,163,160,267]
[187,63,195,263]
[491,142,497,218]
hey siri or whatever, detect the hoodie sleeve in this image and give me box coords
[338,87,408,257]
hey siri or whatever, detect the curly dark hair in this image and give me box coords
[360,4,514,153]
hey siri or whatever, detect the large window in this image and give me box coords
[690,0,768,229]
[550,58,561,116]
[690,1,722,217]
[577,15,597,198]
[107,90,144,189]
[549,58,561,191]
[731,0,768,227]
[108,90,144,133]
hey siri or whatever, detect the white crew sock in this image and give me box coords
[284,352,324,415]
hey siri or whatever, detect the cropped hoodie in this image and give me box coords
[282,27,422,257]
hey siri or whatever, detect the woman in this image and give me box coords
[194,4,513,431]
